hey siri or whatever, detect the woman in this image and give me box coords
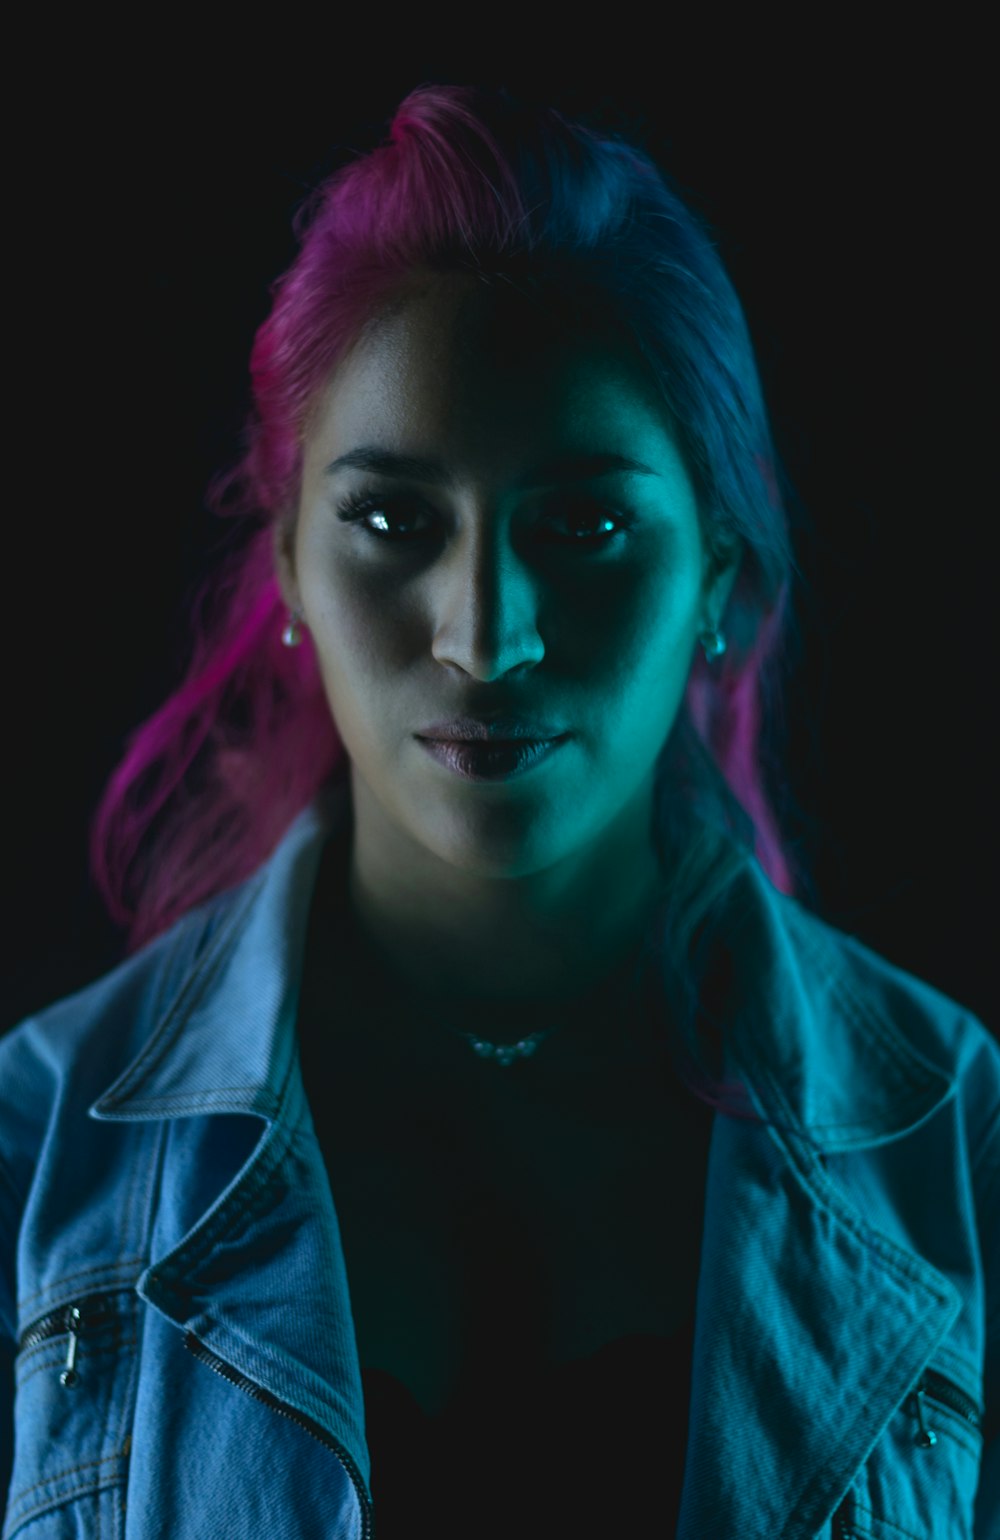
[1,85,996,1539]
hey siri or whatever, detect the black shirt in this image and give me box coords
[361,1318,696,1538]
[297,824,711,1537]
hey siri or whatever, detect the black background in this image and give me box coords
[4,30,993,1039]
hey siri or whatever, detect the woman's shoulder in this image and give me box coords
[767,876,999,1130]
[713,856,998,1143]
[0,785,346,1161]
[0,882,244,1178]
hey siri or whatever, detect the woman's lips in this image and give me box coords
[416,735,568,782]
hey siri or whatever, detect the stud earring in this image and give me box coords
[699,627,726,662]
[281,608,302,647]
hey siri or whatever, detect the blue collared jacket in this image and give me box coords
[1,783,998,1538]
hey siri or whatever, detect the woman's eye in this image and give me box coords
[557,506,627,542]
[332,495,431,545]
[334,494,634,548]
[335,496,428,540]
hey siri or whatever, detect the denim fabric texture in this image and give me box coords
[1,779,997,1538]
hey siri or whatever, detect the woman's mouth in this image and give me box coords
[415,735,568,782]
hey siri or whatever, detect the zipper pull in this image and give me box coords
[59,1305,83,1388]
[911,1377,938,1448]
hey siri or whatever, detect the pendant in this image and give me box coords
[458,1030,551,1066]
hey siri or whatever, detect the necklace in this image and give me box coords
[426,936,653,1067]
[447,1026,554,1066]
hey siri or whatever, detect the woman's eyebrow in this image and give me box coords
[323,446,661,487]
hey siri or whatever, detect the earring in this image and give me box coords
[281,608,303,648]
[700,627,726,662]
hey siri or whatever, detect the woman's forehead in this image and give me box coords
[358,264,639,368]
[314,271,671,457]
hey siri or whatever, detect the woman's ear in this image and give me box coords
[702,535,743,629]
[272,515,300,614]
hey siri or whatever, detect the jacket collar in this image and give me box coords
[90,779,350,1126]
[91,777,955,1155]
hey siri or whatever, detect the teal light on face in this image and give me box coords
[290,272,740,899]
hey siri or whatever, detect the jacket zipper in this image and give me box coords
[832,1367,983,1538]
[17,1297,374,1536]
[909,1366,982,1445]
[183,1331,375,1540]
[17,1292,124,1387]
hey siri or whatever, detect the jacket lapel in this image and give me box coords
[90,781,372,1492]
[673,860,961,1538]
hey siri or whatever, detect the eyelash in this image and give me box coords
[333,490,638,551]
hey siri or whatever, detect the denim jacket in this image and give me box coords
[2,781,997,1538]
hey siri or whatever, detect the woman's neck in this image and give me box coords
[302,821,670,1075]
[344,864,666,1050]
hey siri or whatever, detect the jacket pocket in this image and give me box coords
[829,1364,984,1539]
[4,1287,136,1539]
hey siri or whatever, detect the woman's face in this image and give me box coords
[277,271,740,886]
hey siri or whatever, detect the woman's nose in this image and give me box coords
[429,527,547,681]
